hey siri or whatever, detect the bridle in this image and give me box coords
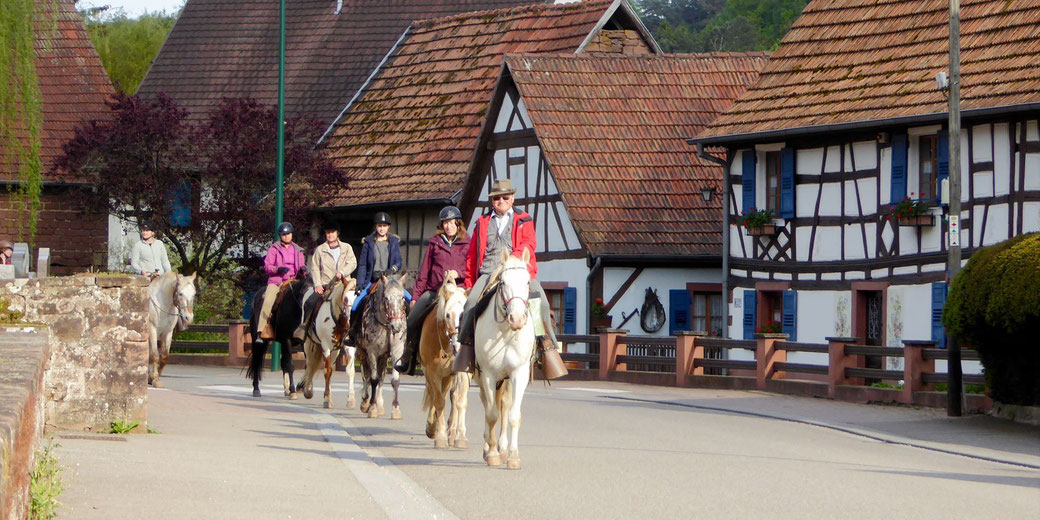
[494,265,530,323]
[151,280,192,320]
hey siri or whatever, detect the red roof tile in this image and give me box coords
[137,0,541,125]
[1,0,115,182]
[323,0,635,207]
[697,0,1040,141]
[501,53,768,256]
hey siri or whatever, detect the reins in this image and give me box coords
[493,266,530,324]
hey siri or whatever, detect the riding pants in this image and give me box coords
[352,282,412,313]
[458,275,559,349]
[257,284,281,328]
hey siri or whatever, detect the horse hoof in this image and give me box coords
[303,389,314,400]
[506,458,521,470]
[284,389,291,397]
[368,408,379,419]
[346,399,357,409]
[426,424,436,439]
[151,379,164,388]
[485,453,502,467]
[434,438,448,449]
[455,439,468,449]
[323,400,331,409]
[376,407,386,418]
[360,402,370,414]
[391,409,402,420]
[288,392,298,400]
[252,388,261,398]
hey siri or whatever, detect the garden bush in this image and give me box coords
[943,233,1040,405]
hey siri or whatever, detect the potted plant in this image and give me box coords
[590,298,612,330]
[741,207,776,236]
[755,321,782,334]
[888,194,934,226]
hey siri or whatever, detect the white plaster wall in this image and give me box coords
[493,93,515,133]
[795,184,817,218]
[814,226,840,260]
[538,257,588,335]
[107,215,135,272]
[819,184,841,216]
[1023,201,1040,232]
[858,178,878,215]
[973,124,993,162]
[852,141,877,170]
[604,267,722,338]
[824,145,841,172]
[797,148,824,175]
[983,204,1009,246]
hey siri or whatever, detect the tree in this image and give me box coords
[81,7,179,94]
[56,92,343,278]
[631,0,809,53]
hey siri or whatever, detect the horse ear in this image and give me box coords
[521,248,530,266]
[500,249,510,264]
[398,272,409,286]
[188,272,197,283]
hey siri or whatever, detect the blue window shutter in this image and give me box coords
[780,148,795,218]
[932,282,947,349]
[743,290,757,340]
[668,289,691,336]
[170,181,191,227]
[937,131,949,202]
[890,134,908,204]
[741,150,756,213]
[563,287,577,334]
[782,290,798,341]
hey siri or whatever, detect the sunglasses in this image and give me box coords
[491,195,511,201]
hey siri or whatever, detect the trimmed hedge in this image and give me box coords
[943,233,1040,405]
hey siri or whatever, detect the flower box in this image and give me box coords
[745,224,776,236]
[590,315,613,330]
[897,215,934,227]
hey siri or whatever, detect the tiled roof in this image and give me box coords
[137,0,540,124]
[324,0,627,207]
[503,53,768,257]
[697,0,1040,141]
[1,0,115,182]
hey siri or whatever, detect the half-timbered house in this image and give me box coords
[460,53,768,337]
[688,0,1040,368]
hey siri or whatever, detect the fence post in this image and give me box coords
[598,329,627,380]
[228,320,250,366]
[827,336,860,399]
[756,333,789,390]
[675,331,706,386]
[902,340,937,405]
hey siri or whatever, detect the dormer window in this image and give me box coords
[918,134,937,200]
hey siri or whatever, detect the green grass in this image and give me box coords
[171,330,228,354]
[870,381,904,390]
[109,419,140,434]
[934,383,986,395]
[30,441,64,520]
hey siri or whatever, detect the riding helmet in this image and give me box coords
[277,222,294,235]
[373,212,392,225]
[438,205,462,222]
[139,220,155,231]
[321,221,340,233]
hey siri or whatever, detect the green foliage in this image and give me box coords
[633,0,809,52]
[109,418,140,434]
[29,441,64,520]
[81,7,179,94]
[944,233,1040,405]
[0,296,24,324]
[870,382,903,390]
[192,269,245,324]
[741,207,773,228]
[934,383,986,395]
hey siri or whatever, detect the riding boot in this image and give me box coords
[291,324,307,346]
[344,309,362,346]
[451,341,474,374]
[394,327,418,373]
[260,322,275,340]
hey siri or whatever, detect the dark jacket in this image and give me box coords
[413,233,470,296]
[357,233,403,285]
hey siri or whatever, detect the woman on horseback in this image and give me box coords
[348,212,409,343]
[258,222,306,340]
[394,205,470,373]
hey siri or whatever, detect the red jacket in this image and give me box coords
[465,210,536,289]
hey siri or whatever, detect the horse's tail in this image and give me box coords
[246,340,267,382]
[421,385,432,412]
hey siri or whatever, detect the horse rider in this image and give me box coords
[130,221,172,276]
[453,179,559,373]
[394,205,470,373]
[0,240,12,265]
[347,212,409,344]
[292,221,357,344]
[258,222,306,340]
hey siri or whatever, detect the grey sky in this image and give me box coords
[78,0,186,18]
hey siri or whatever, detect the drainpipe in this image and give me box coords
[697,142,730,338]
[586,256,602,335]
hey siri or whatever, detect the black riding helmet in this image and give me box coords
[321,221,340,233]
[439,205,462,221]
[277,222,294,235]
[373,212,392,225]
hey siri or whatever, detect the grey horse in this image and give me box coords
[357,272,408,419]
[147,272,197,387]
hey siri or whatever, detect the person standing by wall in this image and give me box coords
[129,221,172,276]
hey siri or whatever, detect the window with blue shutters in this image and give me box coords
[741,150,756,213]
[563,287,577,334]
[743,289,757,340]
[936,131,949,203]
[668,289,691,336]
[782,290,798,341]
[170,181,192,227]
[780,148,795,218]
[890,133,908,204]
[931,282,947,349]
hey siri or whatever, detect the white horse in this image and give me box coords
[147,272,197,387]
[420,277,470,449]
[474,251,536,470]
[299,280,359,409]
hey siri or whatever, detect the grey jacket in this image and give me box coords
[130,240,172,275]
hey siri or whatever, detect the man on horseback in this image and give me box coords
[452,179,560,373]
[347,212,409,345]
[258,222,306,340]
[394,205,470,373]
[130,221,172,276]
[292,221,357,344]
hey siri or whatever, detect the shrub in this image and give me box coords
[30,441,63,520]
[943,233,1040,405]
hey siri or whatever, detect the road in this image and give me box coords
[56,366,1039,519]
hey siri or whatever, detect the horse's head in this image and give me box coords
[174,272,197,330]
[499,250,531,331]
[436,276,466,337]
[380,272,408,334]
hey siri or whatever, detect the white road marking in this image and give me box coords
[555,387,630,394]
[199,384,423,395]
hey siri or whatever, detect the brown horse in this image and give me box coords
[419,277,470,449]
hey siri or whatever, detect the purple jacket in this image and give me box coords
[264,242,305,286]
[413,234,470,296]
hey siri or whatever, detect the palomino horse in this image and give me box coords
[419,277,470,449]
[357,272,408,419]
[147,272,197,387]
[474,250,536,470]
[246,271,311,399]
[298,279,359,409]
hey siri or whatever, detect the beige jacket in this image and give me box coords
[309,241,357,288]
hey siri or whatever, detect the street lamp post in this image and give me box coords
[946,0,964,416]
[272,0,287,371]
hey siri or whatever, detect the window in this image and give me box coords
[544,289,564,334]
[765,151,781,213]
[918,134,937,200]
[691,292,723,336]
[761,291,783,331]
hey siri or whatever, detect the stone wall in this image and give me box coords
[0,329,49,520]
[0,187,108,275]
[1,275,150,431]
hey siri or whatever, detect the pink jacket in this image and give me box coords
[264,242,305,285]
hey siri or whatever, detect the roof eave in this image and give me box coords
[592,253,722,268]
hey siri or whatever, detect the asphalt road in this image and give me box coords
[56,365,1040,519]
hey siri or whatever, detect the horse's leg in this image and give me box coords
[477,372,501,466]
[323,351,334,409]
[452,372,471,449]
[505,365,530,470]
[375,354,387,418]
[423,371,438,439]
[282,342,297,400]
[345,347,357,409]
[157,329,174,385]
[359,349,371,414]
[390,355,402,420]
[147,326,159,387]
[496,380,512,465]
[430,374,448,447]
[301,339,320,400]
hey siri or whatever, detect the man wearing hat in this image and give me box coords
[258,222,306,340]
[453,178,560,372]
[292,221,357,343]
[129,221,172,276]
[0,240,13,265]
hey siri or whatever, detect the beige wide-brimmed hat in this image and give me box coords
[0,240,12,250]
[488,179,516,197]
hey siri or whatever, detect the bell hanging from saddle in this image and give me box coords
[529,297,567,380]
